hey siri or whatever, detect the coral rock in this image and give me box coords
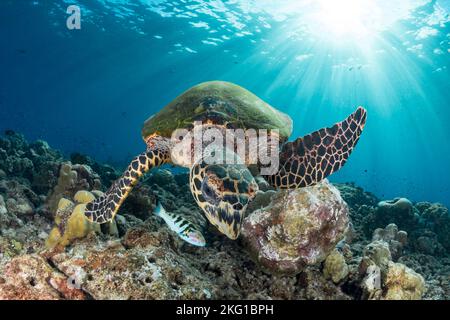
[323,249,349,284]
[375,198,418,232]
[413,233,445,256]
[242,180,349,274]
[246,190,276,213]
[46,162,102,213]
[5,198,33,216]
[47,234,217,300]
[149,169,175,188]
[359,239,426,300]
[0,254,86,300]
[383,261,426,300]
[362,240,392,271]
[0,194,7,215]
[296,266,351,300]
[335,182,379,208]
[372,224,407,260]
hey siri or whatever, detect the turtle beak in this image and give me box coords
[202,201,246,240]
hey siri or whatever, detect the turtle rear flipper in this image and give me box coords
[84,136,171,223]
[267,107,367,188]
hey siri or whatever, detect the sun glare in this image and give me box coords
[318,0,366,36]
[309,0,384,41]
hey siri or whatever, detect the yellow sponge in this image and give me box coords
[74,190,96,204]
[46,190,118,249]
[46,203,100,249]
[58,197,74,210]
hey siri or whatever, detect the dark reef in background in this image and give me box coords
[0,131,448,300]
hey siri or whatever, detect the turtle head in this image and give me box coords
[192,164,258,240]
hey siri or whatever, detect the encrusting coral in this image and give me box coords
[0,254,86,300]
[323,249,349,284]
[357,234,425,300]
[383,261,425,300]
[241,180,349,275]
[372,224,408,260]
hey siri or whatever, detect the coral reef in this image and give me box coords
[358,198,449,258]
[415,202,450,252]
[0,132,448,300]
[45,162,102,214]
[372,224,407,260]
[0,131,62,195]
[352,238,425,300]
[373,198,419,233]
[0,179,40,219]
[69,152,119,187]
[335,182,379,239]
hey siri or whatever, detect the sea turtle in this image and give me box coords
[84,81,367,240]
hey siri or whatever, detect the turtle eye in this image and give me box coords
[201,175,221,205]
[248,182,258,198]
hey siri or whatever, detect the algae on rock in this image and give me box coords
[383,261,425,300]
[323,249,349,284]
[242,180,349,275]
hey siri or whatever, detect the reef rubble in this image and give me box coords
[0,131,449,300]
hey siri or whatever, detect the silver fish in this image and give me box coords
[153,203,206,247]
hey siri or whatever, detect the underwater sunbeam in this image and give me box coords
[292,0,409,45]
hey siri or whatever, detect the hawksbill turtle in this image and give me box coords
[84,81,367,240]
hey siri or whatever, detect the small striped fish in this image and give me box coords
[153,203,206,247]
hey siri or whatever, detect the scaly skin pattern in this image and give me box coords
[189,159,258,240]
[266,107,367,188]
[84,136,171,223]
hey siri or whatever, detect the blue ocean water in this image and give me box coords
[0,0,449,206]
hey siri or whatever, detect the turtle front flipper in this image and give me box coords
[84,136,171,224]
[190,158,259,240]
[267,107,367,188]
